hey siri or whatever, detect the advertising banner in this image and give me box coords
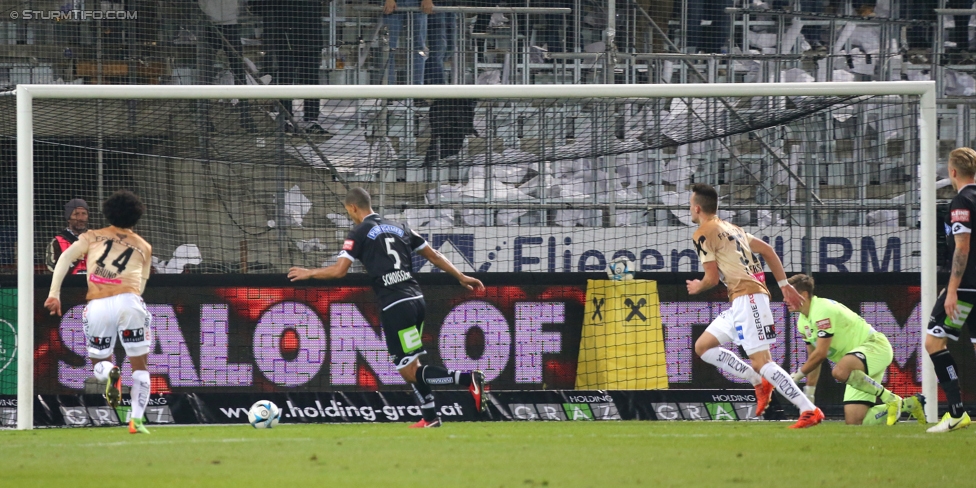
[413,227,917,273]
[20,272,973,429]
[21,389,763,427]
[33,282,587,394]
[0,288,15,396]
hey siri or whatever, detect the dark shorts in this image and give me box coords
[381,296,427,369]
[928,288,976,343]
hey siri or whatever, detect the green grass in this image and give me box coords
[1,422,973,487]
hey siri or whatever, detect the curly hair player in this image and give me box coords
[45,190,154,434]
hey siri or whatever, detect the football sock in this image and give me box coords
[92,360,114,381]
[759,362,816,412]
[410,383,438,422]
[861,405,889,426]
[455,371,473,387]
[700,348,763,386]
[846,370,899,404]
[417,365,458,386]
[931,350,965,418]
[130,370,151,421]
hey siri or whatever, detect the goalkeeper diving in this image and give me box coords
[787,274,925,425]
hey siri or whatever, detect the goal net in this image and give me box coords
[1,82,937,428]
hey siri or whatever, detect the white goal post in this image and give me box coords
[15,81,937,429]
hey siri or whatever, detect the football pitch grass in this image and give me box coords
[1,422,972,487]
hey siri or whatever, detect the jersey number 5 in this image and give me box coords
[95,241,135,272]
[385,237,401,269]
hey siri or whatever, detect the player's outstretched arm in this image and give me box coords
[794,338,830,380]
[749,237,802,309]
[686,261,719,295]
[802,344,823,387]
[288,258,353,282]
[792,341,828,405]
[417,246,485,291]
[45,239,87,316]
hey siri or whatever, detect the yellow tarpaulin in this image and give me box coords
[575,279,668,390]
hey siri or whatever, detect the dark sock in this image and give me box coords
[411,383,438,422]
[418,365,461,386]
[931,350,965,418]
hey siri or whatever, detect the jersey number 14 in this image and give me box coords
[95,240,134,272]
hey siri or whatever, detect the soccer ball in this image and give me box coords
[247,400,281,429]
[607,256,635,281]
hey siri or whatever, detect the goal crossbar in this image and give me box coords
[14,81,938,429]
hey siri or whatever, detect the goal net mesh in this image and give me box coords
[0,92,922,406]
[0,94,919,276]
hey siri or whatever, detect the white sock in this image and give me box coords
[760,362,816,412]
[700,348,762,386]
[92,361,114,381]
[130,370,151,421]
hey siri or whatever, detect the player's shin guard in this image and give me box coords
[130,370,151,421]
[846,370,899,404]
[861,405,889,426]
[760,362,816,412]
[931,350,965,418]
[411,383,438,422]
[700,348,762,386]
[417,365,472,387]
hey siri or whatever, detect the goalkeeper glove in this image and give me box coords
[803,385,816,405]
[790,370,805,383]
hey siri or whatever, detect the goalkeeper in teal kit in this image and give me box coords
[787,274,926,425]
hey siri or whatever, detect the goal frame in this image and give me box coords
[15,81,938,429]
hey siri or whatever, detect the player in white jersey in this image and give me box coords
[686,183,824,428]
[44,190,154,434]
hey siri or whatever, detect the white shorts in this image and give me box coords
[705,293,777,356]
[82,293,153,359]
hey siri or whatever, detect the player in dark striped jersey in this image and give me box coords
[288,188,486,428]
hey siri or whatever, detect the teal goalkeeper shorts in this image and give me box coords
[843,332,894,404]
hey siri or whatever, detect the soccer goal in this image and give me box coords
[5,81,936,429]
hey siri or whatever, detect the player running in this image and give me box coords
[926,147,976,433]
[44,190,154,435]
[787,274,926,425]
[686,183,823,428]
[288,188,487,428]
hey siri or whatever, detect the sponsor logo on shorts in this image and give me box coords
[121,328,145,343]
[342,239,355,251]
[952,209,970,223]
[816,319,831,331]
[89,336,113,350]
[749,295,766,340]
